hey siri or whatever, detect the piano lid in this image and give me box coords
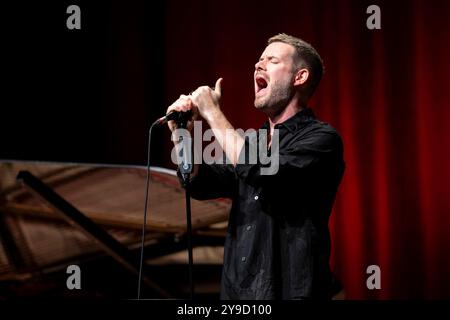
[0,160,230,282]
[0,160,231,233]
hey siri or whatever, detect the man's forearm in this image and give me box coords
[205,109,245,166]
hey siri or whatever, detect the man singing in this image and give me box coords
[166,33,345,299]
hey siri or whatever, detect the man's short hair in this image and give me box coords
[268,33,324,99]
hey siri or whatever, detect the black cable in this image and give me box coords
[137,120,159,300]
[183,174,194,299]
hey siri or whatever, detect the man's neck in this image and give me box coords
[268,99,306,136]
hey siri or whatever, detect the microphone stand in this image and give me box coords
[176,117,195,300]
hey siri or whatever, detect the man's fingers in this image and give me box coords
[168,96,193,114]
[215,78,223,97]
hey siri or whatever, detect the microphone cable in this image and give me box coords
[137,118,160,300]
[137,112,195,299]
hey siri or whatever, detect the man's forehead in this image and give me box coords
[260,42,295,59]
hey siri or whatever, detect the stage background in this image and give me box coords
[1,0,449,299]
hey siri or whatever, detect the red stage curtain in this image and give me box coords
[162,0,450,299]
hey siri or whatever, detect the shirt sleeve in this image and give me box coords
[234,127,344,188]
[178,163,237,200]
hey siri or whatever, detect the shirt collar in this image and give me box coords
[261,107,316,133]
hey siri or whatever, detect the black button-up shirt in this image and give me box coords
[186,108,345,299]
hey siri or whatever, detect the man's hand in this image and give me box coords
[190,77,244,166]
[167,77,244,166]
[191,78,223,122]
[166,94,198,132]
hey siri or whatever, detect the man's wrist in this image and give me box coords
[203,108,223,125]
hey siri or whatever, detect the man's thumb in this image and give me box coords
[215,78,223,97]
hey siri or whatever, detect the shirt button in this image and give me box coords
[246,225,252,231]
[241,257,246,262]
[254,195,259,200]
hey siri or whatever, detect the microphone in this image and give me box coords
[155,110,193,127]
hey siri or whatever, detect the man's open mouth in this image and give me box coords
[255,75,269,94]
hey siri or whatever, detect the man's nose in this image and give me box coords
[255,59,266,71]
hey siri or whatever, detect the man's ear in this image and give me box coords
[294,68,309,86]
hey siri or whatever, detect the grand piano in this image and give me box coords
[0,160,230,299]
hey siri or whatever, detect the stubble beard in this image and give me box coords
[254,77,295,115]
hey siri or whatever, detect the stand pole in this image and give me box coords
[177,115,195,299]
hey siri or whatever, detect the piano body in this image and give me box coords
[0,160,230,299]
